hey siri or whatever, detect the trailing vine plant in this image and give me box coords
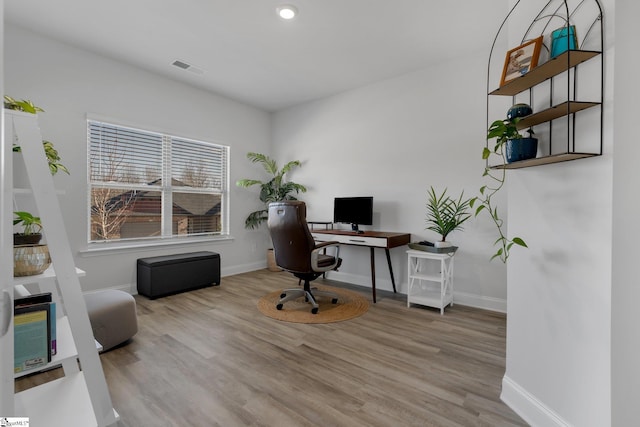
[470,118,528,262]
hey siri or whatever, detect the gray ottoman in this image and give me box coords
[84,290,138,352]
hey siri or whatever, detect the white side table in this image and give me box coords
[406,249,456,314]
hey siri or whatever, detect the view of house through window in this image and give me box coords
[88,120,228,243]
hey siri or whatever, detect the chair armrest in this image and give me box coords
[311,242,340,272]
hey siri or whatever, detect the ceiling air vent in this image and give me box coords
[171,60,205,75]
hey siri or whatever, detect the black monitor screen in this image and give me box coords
[333,197,373,226]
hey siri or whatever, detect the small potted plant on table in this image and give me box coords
[425,187,472,248]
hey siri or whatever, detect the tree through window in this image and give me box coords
[88,120,228,243]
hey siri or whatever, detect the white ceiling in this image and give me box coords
[5,0,506,112]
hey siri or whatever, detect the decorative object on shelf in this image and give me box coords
[500,36,544,87]
[14,244,51,276]
[550,25,578,59]
[506,135,538,163]
[506,103,533,120]
[13,211,49,276]
[13,210,43,245]
[425,187,471,248]
[487,117,538,164]
[5,95,70,175]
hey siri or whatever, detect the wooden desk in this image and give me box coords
[311,230,411,303]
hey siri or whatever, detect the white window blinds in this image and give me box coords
[88,120,229,243]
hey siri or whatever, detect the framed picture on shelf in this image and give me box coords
[550,25,578,58]
[500,36,544,87]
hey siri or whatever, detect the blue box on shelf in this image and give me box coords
[551,25,578,59]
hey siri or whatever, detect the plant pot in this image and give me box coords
[267,248,282,272]
[13,233,42,245]
[434,241,453,248]
[14,244,51,277]
[506,137,538,163]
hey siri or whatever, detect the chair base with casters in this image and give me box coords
[276,272,339,314]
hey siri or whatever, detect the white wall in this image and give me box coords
[611,0,640,424]
[272,51,509,311]
[5,24,273,292]
[500,1,614,426]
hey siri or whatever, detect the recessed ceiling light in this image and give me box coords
[277,4,298,20]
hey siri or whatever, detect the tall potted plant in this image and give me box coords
[236,152,307,270]
[236,152,307,228]
[425,187,472,248]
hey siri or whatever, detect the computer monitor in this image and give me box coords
[333,197,373,232]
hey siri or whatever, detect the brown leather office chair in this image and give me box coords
[268,201,342,314]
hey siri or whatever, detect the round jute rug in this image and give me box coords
[257,285,369,324]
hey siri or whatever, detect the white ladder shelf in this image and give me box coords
[0,110,118,426]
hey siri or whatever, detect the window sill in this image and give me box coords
[78,235,234,257]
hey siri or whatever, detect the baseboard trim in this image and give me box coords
[94,261,267,296]
[83,283,136,295]
[296,271,507,313]
[501,375,570,427]
[453,290,506,313]
[221,261,266,277]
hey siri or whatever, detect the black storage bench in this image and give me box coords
[137,251,220,299]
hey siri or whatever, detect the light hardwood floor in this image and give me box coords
[17,270,526,426]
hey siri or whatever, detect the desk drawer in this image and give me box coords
[312,233,387,248]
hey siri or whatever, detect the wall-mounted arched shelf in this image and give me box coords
[487,0,604,169]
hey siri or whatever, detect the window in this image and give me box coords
[88,120,229,243]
